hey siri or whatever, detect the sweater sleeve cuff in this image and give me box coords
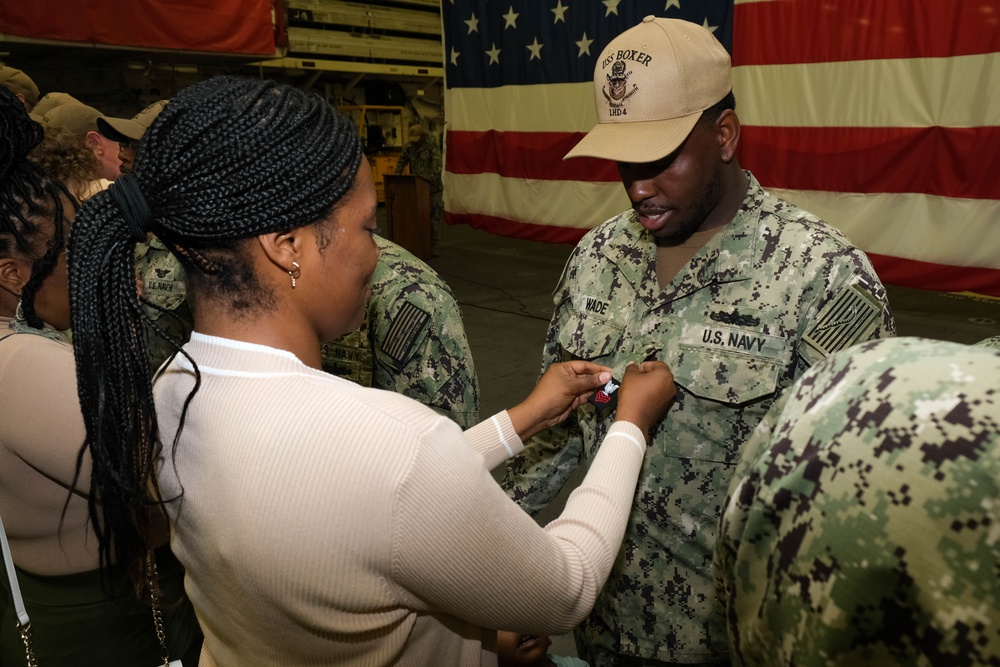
[464,411,524,471]
[565,420,647,503]
[601,421,646,456]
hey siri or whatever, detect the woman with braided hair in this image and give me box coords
[0,87,202,665]
[68,75,675,666]
[0,91,68,330]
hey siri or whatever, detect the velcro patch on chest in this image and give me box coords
[321,330,374,387]
[572,293,614,318]
[382,301,431,366]
[680,323,789,361]
[803,282,882,360]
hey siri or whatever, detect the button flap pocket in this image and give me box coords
[672,324,788,405]
[556,307,625,362]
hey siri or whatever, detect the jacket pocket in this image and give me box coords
[556,308,626,362]
[671,323,789,405]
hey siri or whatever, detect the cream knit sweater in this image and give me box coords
[155,333,646,666]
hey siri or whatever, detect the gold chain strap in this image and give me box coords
[18,621,37,667]
[11,552,170,667]
[146,551,171,667]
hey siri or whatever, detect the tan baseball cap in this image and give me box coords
[97,99,168,143]
[565,16,731,163]
[33,92,81,116]
[41,102,106,140]
[0,66,40,108]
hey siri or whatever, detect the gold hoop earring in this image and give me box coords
[289,261,301,289]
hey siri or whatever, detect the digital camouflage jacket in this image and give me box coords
[715,337,1000,666]
[503,174,895,663]
[322,236,479,428]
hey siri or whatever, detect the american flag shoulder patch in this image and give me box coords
[802,282,882,364]
[382,301,431,367]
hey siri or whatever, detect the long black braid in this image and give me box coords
[0,86,70,328]
[67,76,364,595]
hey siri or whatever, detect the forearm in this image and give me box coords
[507,401,553,442]
[393,419,646,635]
[537,420,646,631]
[464,411,523,470]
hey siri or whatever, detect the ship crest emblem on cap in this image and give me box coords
[603,60,637,113]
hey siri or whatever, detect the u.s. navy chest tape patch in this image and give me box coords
[382,301,431,366]
[802,281,882,364]
[680,323,789,361]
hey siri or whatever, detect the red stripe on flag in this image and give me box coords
[446,131,620,182]
[741,126,1000,199]
[0,0,276,55]
[450,127,1000,199]
[446,126,1000,199]
[445,211,587,245]
[734,0,1000,65]
[868,253,1000,297]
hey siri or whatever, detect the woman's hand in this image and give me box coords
[508,360,612,441]
[613,361,676,436]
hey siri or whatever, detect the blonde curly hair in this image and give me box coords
[28,123,101,201]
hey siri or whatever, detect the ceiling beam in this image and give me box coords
[250,56,442,78]
[287,0,441,36]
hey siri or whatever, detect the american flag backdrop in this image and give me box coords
[442,0,1000,297]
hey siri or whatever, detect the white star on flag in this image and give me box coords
[702,18,717,33]
[665,0,681,10]
[502,6,519,29]
[450,47,460,66]
[486,43,501,65]
[526,37,544,60]
[464,13,479,34]
[576,32,594,57]
[603,0,621,17]
[551,0,568,24]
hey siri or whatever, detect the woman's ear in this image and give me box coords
[0,257,30,298]
[256,230,304,276]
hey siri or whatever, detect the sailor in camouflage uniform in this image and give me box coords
[502,17,894,666]
[321,235,479,428]
[133,236,192,374]
[715,337,1000,666]
[98,99,193,373]
[394,124,443,252]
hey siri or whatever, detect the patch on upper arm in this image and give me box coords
[801,281,883,365]
[382,301,431,366]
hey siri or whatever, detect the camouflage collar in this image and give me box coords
[601,171,766,305]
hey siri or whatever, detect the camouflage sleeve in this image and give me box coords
[796,247,895,369]
[500,281,586,517]
[372,279,481,429]
[715,338,1000,666]
[394,146,410,174]
[382,294,480,429]
[430,142,443,187]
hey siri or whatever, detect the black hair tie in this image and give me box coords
[109,173,153,243]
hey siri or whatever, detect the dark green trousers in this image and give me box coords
[0,546,202,666]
